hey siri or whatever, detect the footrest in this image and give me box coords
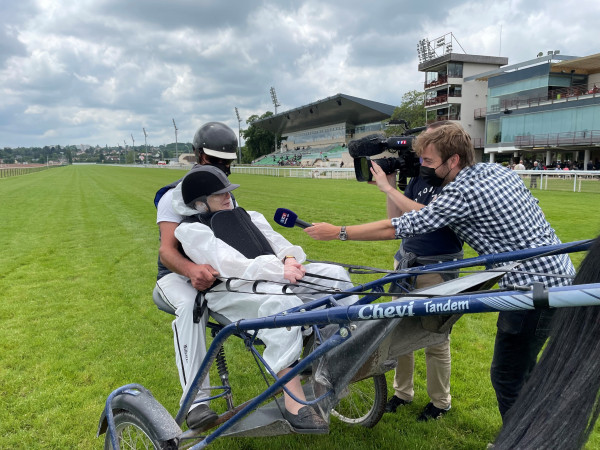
[220,386,328,437]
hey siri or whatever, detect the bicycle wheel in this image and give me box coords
[330,374,387,428]
[104,411,178,450]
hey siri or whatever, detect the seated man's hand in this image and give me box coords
[283,258,305,284]
[187,264,219,291]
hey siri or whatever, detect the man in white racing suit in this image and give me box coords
[153,122,239,430]
[170,165,357,431]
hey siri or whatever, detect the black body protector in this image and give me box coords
[185,207,276,259]
[182,207,277,322]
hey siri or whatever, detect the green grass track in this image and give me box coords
[1,165,599,449]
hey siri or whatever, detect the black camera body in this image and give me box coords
[349,127,425,184]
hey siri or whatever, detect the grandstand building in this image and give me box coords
[466,52,600,169]
[417,33,507,161]
[250,93,395,167]
[418,33,600,169]
[251,34,600,171]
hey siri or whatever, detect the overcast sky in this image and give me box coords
[1,0,598,149]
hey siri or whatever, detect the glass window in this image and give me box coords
[448,62,463,78]
[287,124,347,145]
[495,105,600,144]
[486,119,501,144]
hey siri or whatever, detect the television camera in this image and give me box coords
[349,123,425,189]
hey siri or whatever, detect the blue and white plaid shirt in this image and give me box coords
[391,163,575,288]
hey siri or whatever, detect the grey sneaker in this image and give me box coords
[417,402,450,421]
[186,404,218,430]
[284,406,328,433]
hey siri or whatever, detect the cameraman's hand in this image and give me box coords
[370,161,395,194]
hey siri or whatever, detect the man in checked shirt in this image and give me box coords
[305,122,575,421]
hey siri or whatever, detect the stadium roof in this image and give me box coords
[551,53,600,75]
[251,93,396,135]
[464,54,580,82]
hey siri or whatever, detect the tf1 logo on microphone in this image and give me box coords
[279,212,290,225]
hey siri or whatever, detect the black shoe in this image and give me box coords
[385,395,412,413]
[186,404,218,430]
[284,406,328,433]
[417,402,450,421]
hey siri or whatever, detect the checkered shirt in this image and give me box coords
[391,163,575,288]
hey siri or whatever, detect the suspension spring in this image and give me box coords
[216,346,229,380]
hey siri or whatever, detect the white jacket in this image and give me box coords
[171,182,305,284]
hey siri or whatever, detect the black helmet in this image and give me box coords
[192,122,238,160]
[181,166,239,206]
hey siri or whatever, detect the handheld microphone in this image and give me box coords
[274,208,313,229]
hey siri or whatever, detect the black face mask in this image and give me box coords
[419,162,448,187]
[204,155,232,176]
[209,161,231,176]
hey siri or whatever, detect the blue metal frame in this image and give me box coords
[102,239,595,449]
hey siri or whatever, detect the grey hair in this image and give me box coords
[193,196,209,214]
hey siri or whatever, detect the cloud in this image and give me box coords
[0,0,598,148]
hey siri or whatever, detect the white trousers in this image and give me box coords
[154,273,211,407]
[155,263,357,404]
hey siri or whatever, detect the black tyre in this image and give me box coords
[330,374,387,428]
[104,411,178,450]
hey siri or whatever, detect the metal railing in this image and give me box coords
[490,84,600,113]
[0,165,60,178]
[515,130,600,147]
[426,114,461,124]
[474,108,486,119]
[232,166,356,180]
[424,74,448,89]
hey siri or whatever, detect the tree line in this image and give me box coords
[3,91,424,165]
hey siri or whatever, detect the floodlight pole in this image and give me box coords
[173,119,178,165]
[131,134,135,164]
[143,128,148,166]
[270,87,280,153]
[235,107,242,163]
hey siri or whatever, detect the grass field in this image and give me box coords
[1,165,599,449]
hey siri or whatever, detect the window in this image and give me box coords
[448,62,463,78]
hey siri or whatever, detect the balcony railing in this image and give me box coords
[514,130,600,147]
[474,108,486,119]
[472,138,483,148]
[426,114,461,124]
[489,84,600,113]
[425,95,447,106]
[424,74,448,89]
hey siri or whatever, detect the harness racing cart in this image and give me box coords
[97,240,598,449]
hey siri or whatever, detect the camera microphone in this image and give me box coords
[348,134,385,158]
[274,208,313,229]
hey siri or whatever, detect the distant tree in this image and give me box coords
[241,112,277,163]
[385,90,426,136]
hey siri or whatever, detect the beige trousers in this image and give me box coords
[392,270,452,409]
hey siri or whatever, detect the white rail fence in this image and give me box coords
[101,163,600,193]
[512,170,600,193]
